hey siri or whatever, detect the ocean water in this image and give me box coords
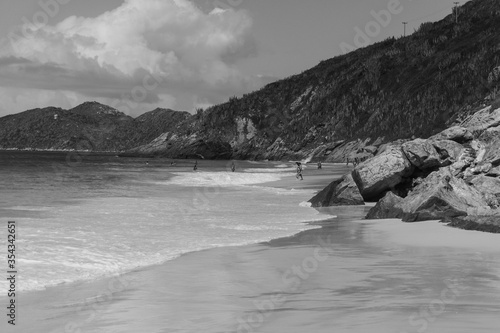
[0,151,327,292]
[1,151,500,333]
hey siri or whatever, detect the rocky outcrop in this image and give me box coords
[469,175,500,207]
[460,106,500,133]
[365,192,404,219]
[363,167,492,222]
[397,168,490,222]
[446,215,500,233]
[352,145,414,201]
[310,103,500,232]
[482,136,500,166]
[431,140,464,166]
[487,166,500,177]
[402,139,442,170]
[428,126,473,143]
[309,174,364,207]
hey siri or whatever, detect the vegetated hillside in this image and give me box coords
[0,102,190,151]
[133,108,192,144]
[131,0,500,160]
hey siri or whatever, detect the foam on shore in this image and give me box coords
[166,171,292,187]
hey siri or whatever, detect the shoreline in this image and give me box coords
[0,199,369,332]
[6,166,343,296]
[5,204,500,332]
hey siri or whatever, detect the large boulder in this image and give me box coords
[401,138,464,171]
[483,137,500,166]
[487,166,500,177]
[478,125,500,143]
[309,174,364,207]
[429,126,473,143]
[470,175,500,197]
[352,145,414,201]
[366,168,491,222]
[402,139,441,170]
[363,145,378,155]
[431,140,464,166]
[461,106,500,133]
[399,168,490,221]
[365,192,404,219]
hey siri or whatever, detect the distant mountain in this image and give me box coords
[0,102,190,151]
[130,0,500,160]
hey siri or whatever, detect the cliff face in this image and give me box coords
[130,0,500,160]
[0,102,190,151]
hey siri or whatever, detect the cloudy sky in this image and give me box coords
[0,0,470,117]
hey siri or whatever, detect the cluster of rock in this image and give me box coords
[309,106,500,233]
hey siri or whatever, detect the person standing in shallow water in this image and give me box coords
[231,162,236,172]
[193,161,198,171]
[317,161,322,169]
[296,162,303,180]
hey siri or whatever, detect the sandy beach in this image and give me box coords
[2,165,500,333]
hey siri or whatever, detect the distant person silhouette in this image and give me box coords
[231,162,236,172]
[296,162,303,181]
[317,161,322,169]
[193,161,198,171]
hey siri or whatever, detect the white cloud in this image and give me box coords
[0,87,81,114]
[0,0,261,116]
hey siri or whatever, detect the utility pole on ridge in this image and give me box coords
[453,2,460,23]
[403,22,408,37]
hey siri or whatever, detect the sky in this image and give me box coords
[0,0,471,117]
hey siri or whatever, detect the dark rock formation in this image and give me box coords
[468,175,500,208]
[311,96,500,233]
[487,166,500,177]
[366,167,491,222]
[446,216,500,233]
[429,126,473,144]
[402,139,442,170]
[309,174,364,207]
[483,136,500,166]
[352,145,414,201]
[431,140,463,166]
[365,192,404,219]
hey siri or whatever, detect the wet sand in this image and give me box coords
[3,165,500,333]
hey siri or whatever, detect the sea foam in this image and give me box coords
[166,171,289,187]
